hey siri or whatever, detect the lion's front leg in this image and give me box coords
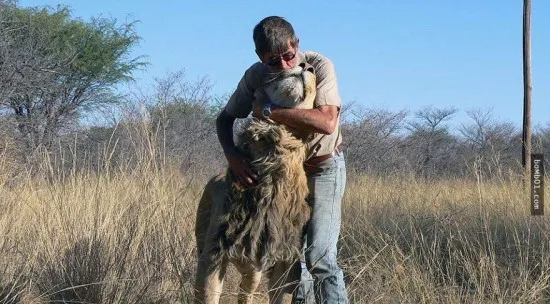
[195,174,230,304]
[267,261,301,304]
[234,262,263,304]
[194,253,228,304]
[195,174,226,254]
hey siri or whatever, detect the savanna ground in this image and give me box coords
[0,145,549,304]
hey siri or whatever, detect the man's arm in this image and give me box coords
[252,103,339,135]
[216,109,237,156]
[270,105,339,135]
[218,62,267,186]
[216,110,258,186]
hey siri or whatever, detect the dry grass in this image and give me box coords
[0,141,549,303]
[341,175,550,303]
[0,137,207,303]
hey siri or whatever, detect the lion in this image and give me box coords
[194,62,317,304]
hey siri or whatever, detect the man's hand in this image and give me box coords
[226,152,258,187]
[217,110,258,187]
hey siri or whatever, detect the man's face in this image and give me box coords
[260,41,299,72]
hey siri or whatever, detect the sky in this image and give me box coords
[17,0,550,130]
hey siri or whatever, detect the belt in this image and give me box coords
[303,144,343,173]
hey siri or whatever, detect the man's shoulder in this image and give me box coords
[303,51,337,79]
[240,61,269,89]
[246,61,269,76]
[304,51,334,67]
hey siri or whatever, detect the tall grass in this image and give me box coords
[341,175,550,303]
[0,154,205,303]
[0,120,207,303]
[0,128,549,303]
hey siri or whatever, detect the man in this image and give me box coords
[216,16,349,303]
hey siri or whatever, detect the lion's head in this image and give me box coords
[235,62,317,157]
[263,62,316,110]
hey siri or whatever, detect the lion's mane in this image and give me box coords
[216,119,311,269]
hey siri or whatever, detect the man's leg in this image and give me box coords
[292,245,314,303]
[297,153,349,303]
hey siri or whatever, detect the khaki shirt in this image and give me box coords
[225,51,342,160]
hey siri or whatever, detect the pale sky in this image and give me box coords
[18,0,550,129]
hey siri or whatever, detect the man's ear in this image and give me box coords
[295,38,300,49]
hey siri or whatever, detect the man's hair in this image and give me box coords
[253,16,298,55]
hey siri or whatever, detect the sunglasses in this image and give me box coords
[266,51,296,66]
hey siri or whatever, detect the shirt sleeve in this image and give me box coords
[313,57,342,108]
[224,62,265,118]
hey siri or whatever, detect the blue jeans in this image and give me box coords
[294,153,349,303]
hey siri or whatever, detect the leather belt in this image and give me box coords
[303,144,343,173]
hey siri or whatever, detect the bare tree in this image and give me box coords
[145,70,226,174]
[460,108,522,178]
[404,107,459,178]
[342,106,408,175]
[61,70,225,177]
